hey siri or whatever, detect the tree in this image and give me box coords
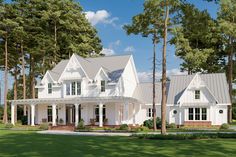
[217,0,236,122]
[0,3,18,123]
[171,3,223,74]
[124,0,164,131]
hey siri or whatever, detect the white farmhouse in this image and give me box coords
[10,54,231,127]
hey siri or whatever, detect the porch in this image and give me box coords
[9,96,140,127]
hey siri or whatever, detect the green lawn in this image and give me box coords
[0,130,236,157]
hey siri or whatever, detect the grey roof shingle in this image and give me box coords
[48,54,131,82]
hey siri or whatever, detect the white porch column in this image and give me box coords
[124,101,129,124]
[52,104,57,126]
[75,104,79,127]
[132,103,135,126]
[99,102,103,127]
[31,104,35,126]
[11,103,15,125]
[27,106,31,125]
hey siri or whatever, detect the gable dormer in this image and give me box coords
[58,54,88,81]
[177,73,218,105]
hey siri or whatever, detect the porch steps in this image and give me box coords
[50,125,75,131]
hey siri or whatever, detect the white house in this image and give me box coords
[10,54,231,127]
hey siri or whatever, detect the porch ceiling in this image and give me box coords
[9,96,139,105]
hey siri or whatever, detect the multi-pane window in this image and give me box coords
[101,80,106,92]
[147,108,153,117]
[188,108,194,120]
[94,105,106,122]
[71,82,76,95]
[48,83,52,94]
[195,108,200,120]
[48,106,52,122]
[195,90,200,99]
[77,82,81,95]
[202,108,207,120]
[188,107,207,121]
[66,83,70,95]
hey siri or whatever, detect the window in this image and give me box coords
[195,108,200,120]
[188,108,194,120]
[147,108,153,117]
[195,90,200,99]
[71,82,76,95]
[48,83,52,94]
[77,82,81,95]
[101,80,106,92]
[47,106,52,122]
[94,105,106,122]
[202,108,207,120]
[66,83,70,95]
[188,107,207,121]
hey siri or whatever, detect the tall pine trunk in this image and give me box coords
[152,35,157,131]
[21,41,27,115]
[13,66,18,122]
[3,35,8,124]
[30,54,35,99]
[161,3,169,135]
[54,21,57,65]
[228,37,233,123]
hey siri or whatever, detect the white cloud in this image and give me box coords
[137,68,187,82]
[109,40,121,48]
[124,46,135,53]
[101,48,115,56]
[84,10,118,26]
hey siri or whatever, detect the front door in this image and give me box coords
[66,105,75,124]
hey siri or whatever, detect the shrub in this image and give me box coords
[77,119,85,130]
[168,123,177,129]
[5,123,14,129]
[119,124,129,131]
[59,118,64,125]
[39,123,49,130]
[137,126,149,132]
[143,117,167,129]
[21,116,28,125]
[220,123,229,130]
[133,133,236,140]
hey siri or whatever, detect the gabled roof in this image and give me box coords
[49,60,69,81]
[46,54,131,82]
[133,82,164,104]
[167,73,231,104]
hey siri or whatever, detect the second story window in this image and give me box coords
[48,83,52,94]
[195,90,200,99]
[66,83,70,95]
[71,82,76,95]
[101,80,105,92]
[77,82,81,95]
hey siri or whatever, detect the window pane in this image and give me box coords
[66,83,70,95]
[101,80,105,92]
[195,108,200,120]
[72,82,76,95]
[77,82,81,95]
[202,108,207,120]
[48,106,52,122]
[48,83,52,94]
[189,108,193,120]
[195,90,200,99]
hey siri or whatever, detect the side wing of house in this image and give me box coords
[167,73,231,126]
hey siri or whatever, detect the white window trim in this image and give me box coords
[65,81,82,96]
[187,107,208,121]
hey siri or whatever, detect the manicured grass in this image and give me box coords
[0,130,236,157]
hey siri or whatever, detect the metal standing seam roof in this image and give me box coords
[167,73,231,104]
[134,73,231,105]
[47,54,131,82]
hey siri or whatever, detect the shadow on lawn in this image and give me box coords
[0,131,235,157]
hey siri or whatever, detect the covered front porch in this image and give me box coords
[10,97,140,127]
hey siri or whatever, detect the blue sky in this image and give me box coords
[79,0,218,81]
[0,0,218,103]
